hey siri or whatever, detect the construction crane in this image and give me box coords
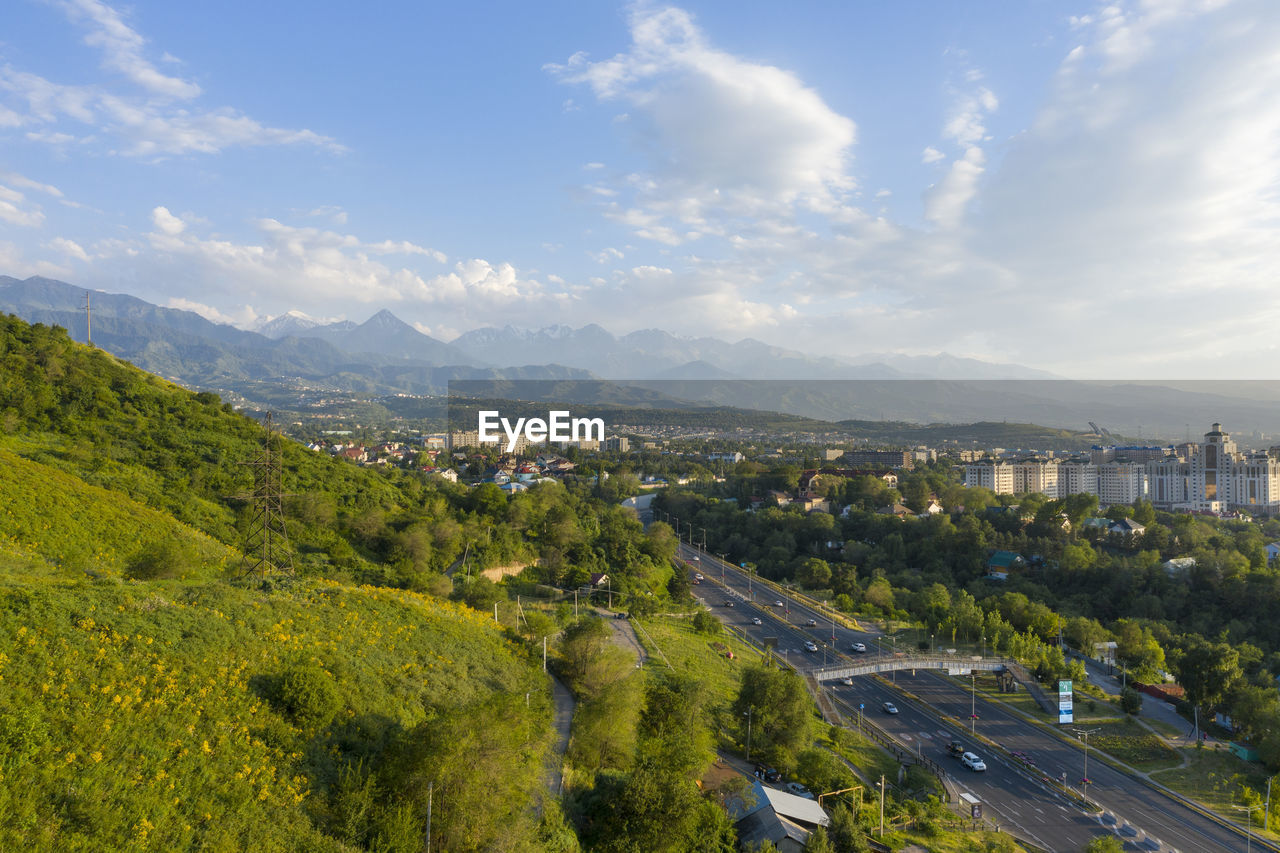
[1088,421,1112,438]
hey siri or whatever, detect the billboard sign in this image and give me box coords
[1058,679,1074,724]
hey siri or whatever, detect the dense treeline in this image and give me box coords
[657,461,1280,769]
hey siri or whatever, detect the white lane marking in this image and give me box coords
[917,731,933,739]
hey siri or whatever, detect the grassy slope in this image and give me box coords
[0,575,545,851]
[0,445,237,578]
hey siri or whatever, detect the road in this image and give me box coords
[679,543,1266,853]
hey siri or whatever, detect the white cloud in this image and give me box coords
[52,0,202,99]
[549,4,857,243]
[151,205,185,236]
[589,246,624,263]
[165,297,259,327]
[924,147,985,229]
[0,1,341,157]
[47,236,90,261]
[0,184,45,227]
[921,146,945,164]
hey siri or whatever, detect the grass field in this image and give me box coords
[1150,746,1279,839]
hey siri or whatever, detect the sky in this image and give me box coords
[2,0,1279,377]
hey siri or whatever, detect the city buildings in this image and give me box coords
[963,424,1280,514]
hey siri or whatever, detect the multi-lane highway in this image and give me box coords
[679,543,1267,852]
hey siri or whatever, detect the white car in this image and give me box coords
[784,781,815,800]
[694,573,704,581]
[804,640,818,652]
[882,702,899,714]
[774,600,785,608]
[840,676,854,686]
[850,642,867,653]
[751,617,763,625]
[961,752,987,772]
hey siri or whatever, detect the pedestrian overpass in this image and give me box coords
[811,653,1012,681]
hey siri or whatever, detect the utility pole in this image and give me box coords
[542,636,547,673]
[878,775,885,836]
[84,291,92,347]
[744,707,753,762]
[425,781,433,853]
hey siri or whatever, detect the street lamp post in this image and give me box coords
[981,634,986,659]
[1233,804,1253,853]
[970,672,977,734]
[1073,727,1100,788]
[891,636,897,684]
[931,633,935,654]
[744,707,754,762]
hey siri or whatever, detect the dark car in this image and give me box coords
[753,764,782,783]
[947,740,966,758]
[805,618,818,627]
[724,600,735,607]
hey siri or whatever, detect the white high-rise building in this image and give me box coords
[963,461,1015,494]
[1058,461,1098,497]
[1097,461,1147,505]
[1147,424,1280,513]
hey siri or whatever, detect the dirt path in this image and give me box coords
[545,672,575,801]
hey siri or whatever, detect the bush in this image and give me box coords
[124,537,198,580]
[692,610,721,635]
[274,659,341,730]
[1121,687,1143,715]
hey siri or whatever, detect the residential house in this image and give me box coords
[986,551,1024,581]
[730,782,830,853]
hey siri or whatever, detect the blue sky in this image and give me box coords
[2,0,1279,377]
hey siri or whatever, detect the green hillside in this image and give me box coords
[0,313,699,851]
[0,577,549,851]
[0,445,237,578]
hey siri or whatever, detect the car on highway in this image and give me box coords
[961,752,987,771]
[724,600,735,607]
[805,618,818,627]
[774,600,785,608]
[752,617,763,625]
[946,740,967,759]
[881,702,899,714]
[694,572,704,581]
[803,640,818,652]
[850,642,866,653]
[840,676,854,686]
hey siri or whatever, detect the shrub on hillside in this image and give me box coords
[124,537,197,580]
[274,659,341,730]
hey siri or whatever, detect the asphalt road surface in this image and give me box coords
[680,543,1263,852]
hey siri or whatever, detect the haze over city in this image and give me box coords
[3,0,1279,377]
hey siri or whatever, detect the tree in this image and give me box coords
[1113,620,1166,681]
[1120,687,1143,716]
[1177,637,1242,714]
[1083,837,1124,853]
[733,665,814,769]
[798,558,833,590]
[804,826,835,853]
[864,577,894,615]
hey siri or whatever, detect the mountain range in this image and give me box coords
[6,274,1280,438]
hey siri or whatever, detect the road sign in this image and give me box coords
[1058,679,1074,724]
